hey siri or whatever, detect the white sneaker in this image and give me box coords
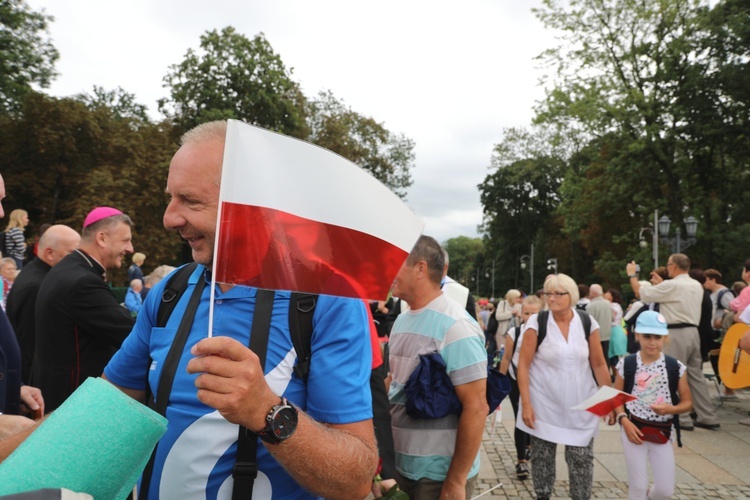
[739,417,750,427]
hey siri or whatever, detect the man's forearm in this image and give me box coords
[0,418,41,462]
[444,403,486,488]
[267,414,377,500]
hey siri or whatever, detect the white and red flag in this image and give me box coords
[213,119,424,301]
[571,386,637,417]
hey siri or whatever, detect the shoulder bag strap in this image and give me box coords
[535,310,549,351]
[140,270,206,499]
[232,289,275,500]
[288,293,317,380]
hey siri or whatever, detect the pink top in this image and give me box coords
[730,286,750,312]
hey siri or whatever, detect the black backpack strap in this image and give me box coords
[623,354,637,397]
[664,355,682,447]
[535,310,549,350]
[157,263,200,328]
[233,289,275,500]
[140,265,206,499]
[289,293,317,380]
[577,310,592,340]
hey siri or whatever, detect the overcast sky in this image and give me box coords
[26,0,556,243]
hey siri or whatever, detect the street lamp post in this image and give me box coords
[658,214,698,254]
[638,209,659,270]
[520,243,535,293]
[546,258,558,275]
[484,260,496,300]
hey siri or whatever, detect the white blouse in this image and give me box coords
[517,309,602,447]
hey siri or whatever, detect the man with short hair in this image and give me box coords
[586,284,612,364]
[388,235,488,499]
[704,269,734,333]
[103,120,377,499]
[32,208,135,413]
[628,254,720,430]
[6,224,81,383]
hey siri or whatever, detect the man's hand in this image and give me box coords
[187,336,279,432]
[20,385,44,418]
[0,414,35,439]
[440,476,468,499]
[626,261,638,277]
[372,478,398,498]
[650,271,664,284]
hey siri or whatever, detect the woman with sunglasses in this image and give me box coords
[516,273,613,500]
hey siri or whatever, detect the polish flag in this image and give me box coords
[570,386,637,417]
[214,120,424,300]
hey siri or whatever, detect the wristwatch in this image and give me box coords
[628,273,638,278]
[256,397,299,445]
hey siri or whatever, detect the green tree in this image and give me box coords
[0,0,58,114]
[443,236,484,292]
[0,92,183,284]
[307,91,414,198]
[76,85,150,124]
[519,0,750,284]
[478,126,567,291]
[159,27,309,138]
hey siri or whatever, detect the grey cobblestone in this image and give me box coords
[474,383,750,499]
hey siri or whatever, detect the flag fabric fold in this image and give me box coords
[571,386,637,417]
[215,120,424,300]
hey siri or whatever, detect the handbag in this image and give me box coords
[628,414,672,444]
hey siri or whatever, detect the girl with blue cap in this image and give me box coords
[613,311,693,499]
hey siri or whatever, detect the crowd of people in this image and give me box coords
[0,120,749,499]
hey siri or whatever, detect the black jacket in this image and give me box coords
[0,307,21,414]
[32,250,135,412]
[6,257,51,383]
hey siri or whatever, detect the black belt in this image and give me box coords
[667,323,698,329]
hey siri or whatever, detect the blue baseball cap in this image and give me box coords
[635,311,668,336]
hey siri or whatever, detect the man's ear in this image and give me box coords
[95,231,108,248]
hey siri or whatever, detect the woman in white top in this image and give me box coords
[516,274,613,500]
[498,295,543,480]
[494,289,522,351]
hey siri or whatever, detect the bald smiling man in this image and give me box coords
[6,224,81,383]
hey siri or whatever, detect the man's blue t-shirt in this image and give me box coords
[104,265,373,499]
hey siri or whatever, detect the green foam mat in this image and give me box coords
[0,377,167,499]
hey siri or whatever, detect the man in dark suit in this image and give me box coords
[32,207,135,413]
[6,224,81,383]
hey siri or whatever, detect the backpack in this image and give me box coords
[623,354,682,447]
[140,263,317,499]
[535,309,592,350]
[716,288,736,337]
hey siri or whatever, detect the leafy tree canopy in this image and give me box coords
[0,0,59,114]
[479,0,750,290]
[159,27,309,138]
[307,91,414,199]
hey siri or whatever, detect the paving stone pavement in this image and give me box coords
[472,370,750,499]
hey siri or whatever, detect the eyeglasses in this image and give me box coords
[542,292,569,298]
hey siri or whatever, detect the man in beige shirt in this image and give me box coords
[627,253,720,430]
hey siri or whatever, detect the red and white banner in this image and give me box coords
[214,120,424,300]
[571,386,637,417]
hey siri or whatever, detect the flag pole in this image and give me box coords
[207,122,235,337]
